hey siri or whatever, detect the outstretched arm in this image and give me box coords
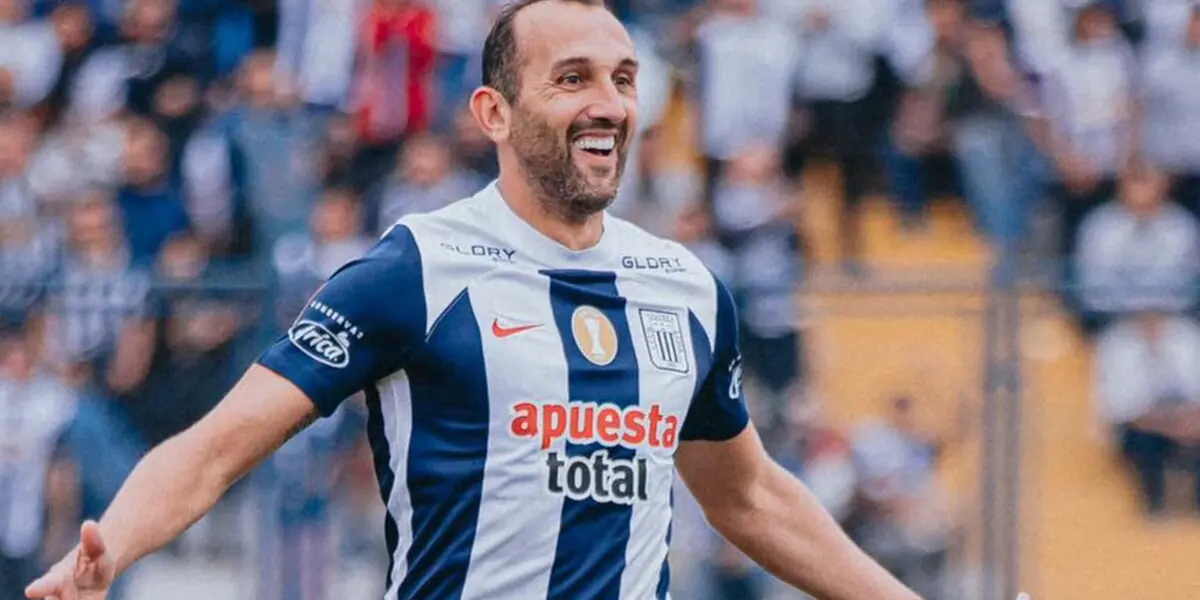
[677,426,921,600]
[675,272,920,599]
[27,365,318,598]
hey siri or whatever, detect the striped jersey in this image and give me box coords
[257,182,750,600]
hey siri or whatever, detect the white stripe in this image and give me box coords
[460,271,568,600]
[380,371,415,600]
[614,273,705,599]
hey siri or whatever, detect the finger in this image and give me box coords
[24,574,60,598]
[78,521,106,562]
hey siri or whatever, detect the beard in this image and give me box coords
[509,105,629,224]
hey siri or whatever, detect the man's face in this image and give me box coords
[1076,6,1117,43]
[68,199,119,258]
[1188,12,1200,48]
[506,2,639,223]
[1121,166,1167,218]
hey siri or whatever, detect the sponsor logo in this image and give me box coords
[491,318,542,338]
[571,305,618,366]
[289,320,352,368]
[728,354,744,399]
[639,309,689,373]
[545,450,647,505]
[510,401,680,505]
[621,255,686,273]
[441,242,516,263]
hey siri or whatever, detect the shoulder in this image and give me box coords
[1080,201,1124,234]
[384,187,520,276]
[1160,202,1200,236]
[609,216,719,286]
[607,215,730,326]
[379,187,516,329]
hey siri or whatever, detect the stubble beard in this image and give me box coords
[509,105,627,225]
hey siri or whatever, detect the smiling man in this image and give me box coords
[26,1,921,599]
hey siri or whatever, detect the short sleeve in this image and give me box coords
[257,225,426,417]
[681,276,751,442]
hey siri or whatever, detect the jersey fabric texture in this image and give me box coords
[258,182,751,600]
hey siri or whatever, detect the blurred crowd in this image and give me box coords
[1,0,1200,599]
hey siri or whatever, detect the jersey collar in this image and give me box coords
[480,181,620,268]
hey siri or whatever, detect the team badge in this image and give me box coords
[639,309,690,373]
[571,305,618,366]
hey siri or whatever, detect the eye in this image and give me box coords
[559,73,584,86]
[615,74,635,88]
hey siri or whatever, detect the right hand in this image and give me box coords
[26,520,116,600]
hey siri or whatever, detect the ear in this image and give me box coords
[469,87,512,144]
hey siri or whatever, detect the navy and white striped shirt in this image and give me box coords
[258,183,750,599]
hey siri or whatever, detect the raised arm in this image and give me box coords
[28,224,426,599]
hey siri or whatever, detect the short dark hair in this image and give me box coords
[481,0,608,103]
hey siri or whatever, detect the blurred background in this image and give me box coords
[0,0,1198,598]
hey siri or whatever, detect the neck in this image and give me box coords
[497,172,605,252]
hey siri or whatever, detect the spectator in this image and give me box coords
[1078,161,1200,516]
[275,0,363,113]
[120,232,250,449]
[0,113,57,320]
[271,186,372,330]
[849,396,957,600]
[66,0,208,123]
[316,112,369,192]
[25,110,126,206]
[0,0,64,110]
[193,49,325,261]
[1037,0,1137,260]
[116,119,189,264]
[429,0,497,131]
[1000,0,1071,77]
[353,0,437,152]
[692,0,800,208]
[1139,5,1200,216]
[40,2,96,128]
[43,193,155,395]
[671,201,733,283]
[179,117,245,260]
[711,144,803,441]
[1141,0,1195,47]
[0,324,77,600]
[776,399,857,524]
[370,132,485,234]
[147,72,203,171]
[1077,162,1200,328]
[259,400,363,600]
[777,0,883,275]
[890,0,1046,248]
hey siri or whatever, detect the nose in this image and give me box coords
[582,80,629,127]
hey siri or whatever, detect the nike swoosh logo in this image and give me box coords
[492,318,542,338]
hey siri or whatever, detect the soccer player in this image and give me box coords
[26,1,923,599]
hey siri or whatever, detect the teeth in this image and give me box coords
[574,136,616,151]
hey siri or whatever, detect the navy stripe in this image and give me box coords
[544,270,639,600]
[363,385,400,591]
[655,491,673,600]
[398,290,490,600]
